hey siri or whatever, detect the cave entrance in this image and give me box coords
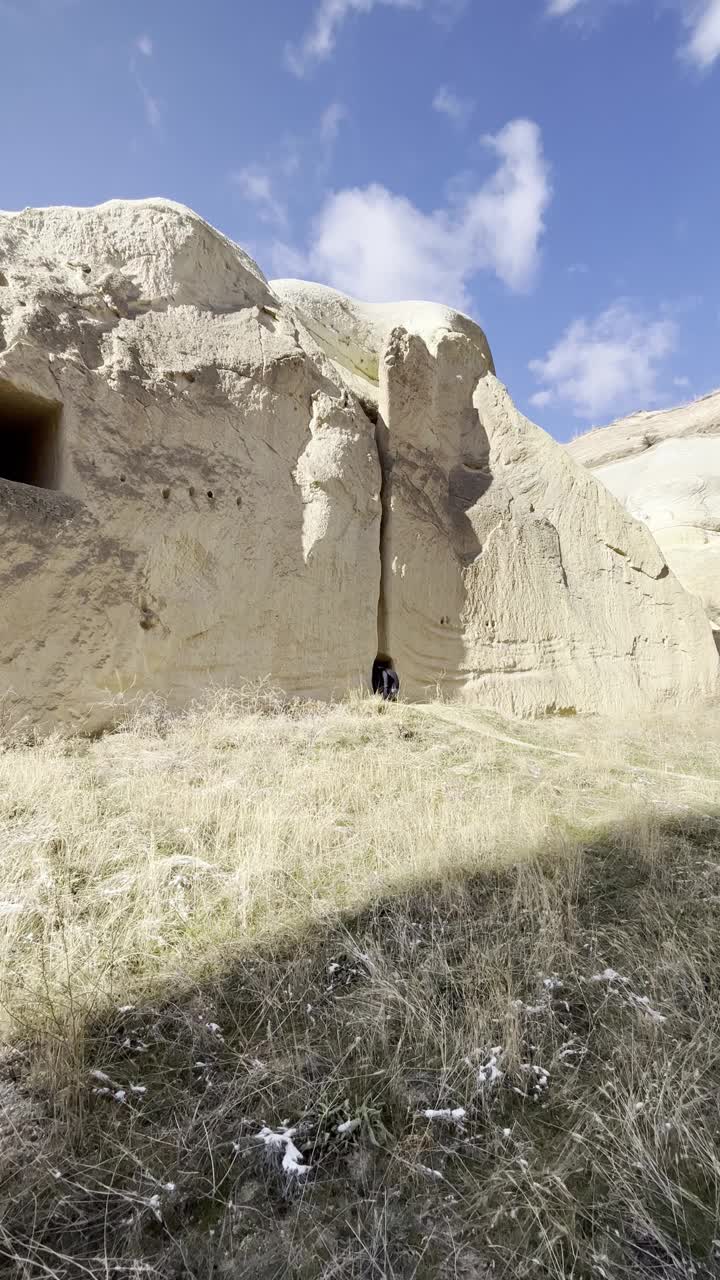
[372,654,399,701]
[0,380,62,490]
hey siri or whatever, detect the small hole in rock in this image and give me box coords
[162,487,170,500]
[120,474,126,483]
[188,486,196,498]
[138,603,158,632]
[207,489,214,500]
[236,496,242,507]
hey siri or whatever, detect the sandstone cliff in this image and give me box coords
[274,279,719,713]
[0,201,381,727]
[568,391,720,636]
[0,199,716,727]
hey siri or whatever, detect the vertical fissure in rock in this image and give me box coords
[373,409,393,666]
[361,395,394,669]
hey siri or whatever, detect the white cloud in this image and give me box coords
[546,0,583,12]
[318,103,348,176]
[129,33,161,134]
[546,0,720,68]
[529,302,677,420]
[682,0,720,68]
[464,120,552,292]
[232,167,287,227]
[320,102,347,144]
[236,106,346,223]
[432,0,470,22]
[270,241,309,278]
[285,0,467,75]
[286,0,416,75]
[432,85,474,126]
[673,374,691,387]
[0,0,80,17]
[142,89,162,133]
[275,119,550,304]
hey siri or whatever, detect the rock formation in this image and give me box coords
[273,279,718,713]
[0,198,716,729]
[0,201,381,728]
[568,392,720,640]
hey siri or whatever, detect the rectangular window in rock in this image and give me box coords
[0,380,62,490]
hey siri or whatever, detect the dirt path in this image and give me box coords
[410,703,720,788]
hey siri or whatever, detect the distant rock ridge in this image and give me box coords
[0,198,716,728]
[568,391,720,634]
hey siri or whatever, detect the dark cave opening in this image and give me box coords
[0,380,62,491]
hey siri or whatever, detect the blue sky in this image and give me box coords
[1,0,719,440]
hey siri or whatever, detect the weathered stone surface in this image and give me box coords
[274,279,719,714]
[568,392,720,634]
[0,200,381,729]
[0,200,716,729]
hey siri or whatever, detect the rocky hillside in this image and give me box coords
[0,200,717,729]
[568,390,720,637]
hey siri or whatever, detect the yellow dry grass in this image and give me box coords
[0,691,716,1050]
[1,691,719,1279]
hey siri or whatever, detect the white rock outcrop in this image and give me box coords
[273,279,718,713]
[0,198,716,729]
[568,392,720,636]
[0,201,381,728]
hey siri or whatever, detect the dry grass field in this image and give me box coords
[0,688,719,1278]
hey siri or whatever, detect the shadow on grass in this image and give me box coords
[2,810,720,1279]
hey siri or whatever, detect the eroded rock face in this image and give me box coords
[568,393,720,636]
[273,279,719,715]
[0,201,381,728]
[0,200,716,729]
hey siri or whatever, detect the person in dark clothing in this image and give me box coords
[372,658,400,702]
